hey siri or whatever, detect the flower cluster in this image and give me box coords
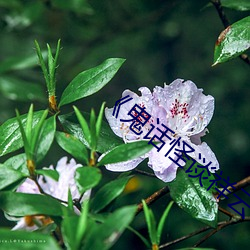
[104,79,219,182]
[11,157,89,231]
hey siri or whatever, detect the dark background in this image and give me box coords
[0,0,249,249]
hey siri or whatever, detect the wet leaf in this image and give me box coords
[75,167,102,194]
[0,192,65,216]
[59,58,125,106]
[37,116,56,162]
[91,176,132,213]
[56,131,89,165]
[83,205,137,250]
[0,164,27,190]
[0,111,44,157]
[168,161,218,227]
[97,141,152,166]
[213,16,250,65]
[221,0,250,11]
[59,112,123,153]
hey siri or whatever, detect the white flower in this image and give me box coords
[12,157,90,231]
[104,79,219,182]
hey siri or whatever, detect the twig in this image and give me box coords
[218,206,234,218]
[134,169,157,178]
[210,0,250,66]
[193,217,250,247]
[211,0,230,27]
[228,175,250,193]
[159,224,212,249]
[136,186,170,215]
[147,175,250,248]
[159,217,250,249]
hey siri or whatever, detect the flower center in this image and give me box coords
[170,99,190,122]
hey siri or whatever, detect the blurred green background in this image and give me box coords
[0,0,249,249]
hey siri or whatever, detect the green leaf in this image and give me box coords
[213,16,250,65]
[90,108,97,150]
[30,109,49,158]
[0,192,65,216]
[127,226,151,248]
[176,248,216,250]
[96,102,106,139]
[36,169,59,181]
[59,112,123,153]
[75,167,102,194]
[76,201,89,248]
[0,111,44,157]
[35,40,50,90]
[52,0,93,14]
[73,106,91,147]
[0,76,46,102]
[0,228,60,250]
[83,205,137,250]
[91,176,132,213]
[59,58,125,106]
[36,116,56,162]
[0,51,47,74]
[62,215,80,250]
[221,0,250,11]
[4,153,28,175]
[142,200,157,245]
[0,164,27,190]
[56,131,89,165]
[168,161,218,227]
[157,201,174,244]
[62,201,89,250]
[97,141,153,166]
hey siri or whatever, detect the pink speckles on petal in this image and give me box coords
[170,98,190,120]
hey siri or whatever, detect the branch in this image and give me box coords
[217,175,250,197]
[159,217,250,249]
[228,175,250,193]
[159,224,212,249]
[156,175,250,248]
[136,186,170,215]
[193,217,250,247]
[134,169,157,178]
[211,0,250,66]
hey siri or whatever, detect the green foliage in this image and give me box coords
[75,167,102,194]
[91,176,132,213]
[97,140,153,166]
[56,131,89,165]
[0,228,60,250]
[0,164,27,190]
[0,2,249,248]
[36,116,56,162]
[142,200,174,247]
[15,105,48,162]
[0,76,45,102]
[0,50,47,74]
[213,16,250,65]
[35,40,61,97]
[221,0,250,11]
[36,169,59,181]
[59,112,123,153]
[0,110,44,157]
[168,161,218,228]
[83,205,137,250]
[0,192,66,216]
[59,58,125,107]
